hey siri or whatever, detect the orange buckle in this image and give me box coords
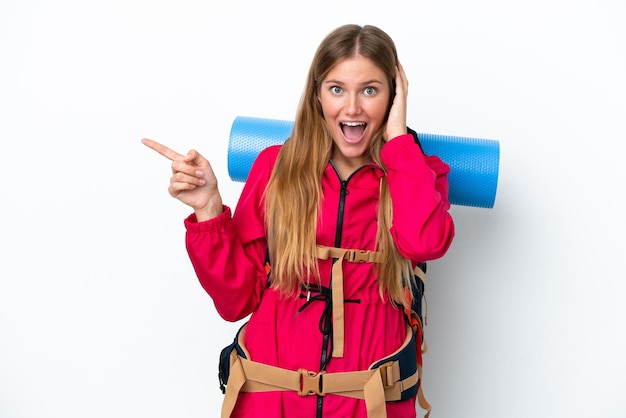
[298,369,325,396]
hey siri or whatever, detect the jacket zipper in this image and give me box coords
[316,164,366,417]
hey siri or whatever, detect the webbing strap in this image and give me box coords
[315,245,384,358]
[221,354,418,418]
[221,353,245,418]
[220,322,428,418]
[413,264,426,284]
[417,375,432,418]
[411,264,431,417]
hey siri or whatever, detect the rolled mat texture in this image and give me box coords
[228,116,500,208]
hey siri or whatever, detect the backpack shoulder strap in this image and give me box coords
[407,126,425,154]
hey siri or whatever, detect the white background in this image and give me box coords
[1,0,625,417]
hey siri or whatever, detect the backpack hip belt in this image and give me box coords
[221,322,426,418]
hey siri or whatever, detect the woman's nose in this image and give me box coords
[344,94,362,115]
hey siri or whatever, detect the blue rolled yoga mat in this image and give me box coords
[228,116,500,208]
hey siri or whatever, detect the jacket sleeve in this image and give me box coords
[381,134,455,262]
[184,146,279,322]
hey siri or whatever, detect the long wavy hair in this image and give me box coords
[264,24,413,308]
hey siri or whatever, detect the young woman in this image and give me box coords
[143,24,454,418]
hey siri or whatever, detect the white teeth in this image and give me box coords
[341,122,365,126]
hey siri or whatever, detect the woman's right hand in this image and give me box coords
[384,61,409,142]
[142,138,223,221]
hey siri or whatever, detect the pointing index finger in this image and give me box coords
[141,138,184,161]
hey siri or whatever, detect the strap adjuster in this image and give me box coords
[378,362,394,389]
[298,369,326,396]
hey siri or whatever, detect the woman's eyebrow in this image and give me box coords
[322,79,384,86]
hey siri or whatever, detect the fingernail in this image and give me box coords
[195,170,203,177]
[198,179,206,185]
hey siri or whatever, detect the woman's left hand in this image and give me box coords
[384,61,409,141]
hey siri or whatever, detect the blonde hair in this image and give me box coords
[264,24,413,308]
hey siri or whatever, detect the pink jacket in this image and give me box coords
[184,134,454,417]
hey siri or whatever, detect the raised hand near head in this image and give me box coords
[385,60,409,142]
[141,138,223,221]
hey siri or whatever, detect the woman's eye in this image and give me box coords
[331,86,343,94]
[364,87,376,96]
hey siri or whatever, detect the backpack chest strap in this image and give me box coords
[315,245,384,358]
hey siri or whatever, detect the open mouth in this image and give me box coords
[340,122,367,141]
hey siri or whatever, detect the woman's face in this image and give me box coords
[319,55,391,175]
